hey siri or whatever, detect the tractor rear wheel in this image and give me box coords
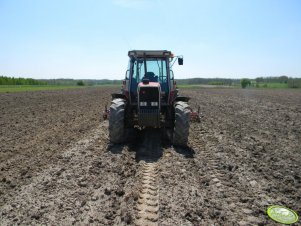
[109,98,126,143]
[173,101,190,146]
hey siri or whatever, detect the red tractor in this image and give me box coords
[106,50,198,146]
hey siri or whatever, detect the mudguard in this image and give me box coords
[175,96,190,102]
[111,93,127,100]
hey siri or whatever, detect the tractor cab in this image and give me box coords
[123,50,179,104]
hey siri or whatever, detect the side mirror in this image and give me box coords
[125,70,130,79]
[178,57,183,65]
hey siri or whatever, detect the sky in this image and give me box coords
[0,0,301,79]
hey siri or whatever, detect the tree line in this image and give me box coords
[255,76,289,84]
[0,76,47,85]
[254,76,301,88]
[241,76,301,88]
[39,79,122,86]
[1,75,300,88]
[287,78,301,88]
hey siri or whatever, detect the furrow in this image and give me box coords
[135,162,159,226]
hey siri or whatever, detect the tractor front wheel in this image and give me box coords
[109,98,126,143]
[173,101,190,146]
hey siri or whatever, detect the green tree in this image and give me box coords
[279,75,288,83]
[77,80,85,86]
[241,78,251,88]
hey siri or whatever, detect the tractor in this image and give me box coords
[104,50,199,146]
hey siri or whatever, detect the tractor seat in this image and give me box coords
[144,72,157,82]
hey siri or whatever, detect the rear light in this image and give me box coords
[151,102,158,106]
[122,80,126,85]
[140,102,147,106]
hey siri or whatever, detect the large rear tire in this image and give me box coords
[173,101,190,146]
[109,98,126,143]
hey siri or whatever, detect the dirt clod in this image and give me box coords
[104,187,112,195]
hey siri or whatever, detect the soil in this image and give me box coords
[0,87,300,225]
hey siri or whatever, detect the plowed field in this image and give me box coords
[0,87,300,225]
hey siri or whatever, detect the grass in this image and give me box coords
[0,84,123,93]
[0,85,87,93]
[178,83,293,89]
[254,83,289,89]
[177,84,238,89]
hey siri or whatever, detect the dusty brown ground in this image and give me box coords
[0,87,300,225]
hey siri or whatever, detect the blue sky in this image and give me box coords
[1,0,301,79]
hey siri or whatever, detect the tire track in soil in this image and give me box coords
[134,129,162,226]
[135,162,159,226]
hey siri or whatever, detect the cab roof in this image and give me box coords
[128,50,173,58]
